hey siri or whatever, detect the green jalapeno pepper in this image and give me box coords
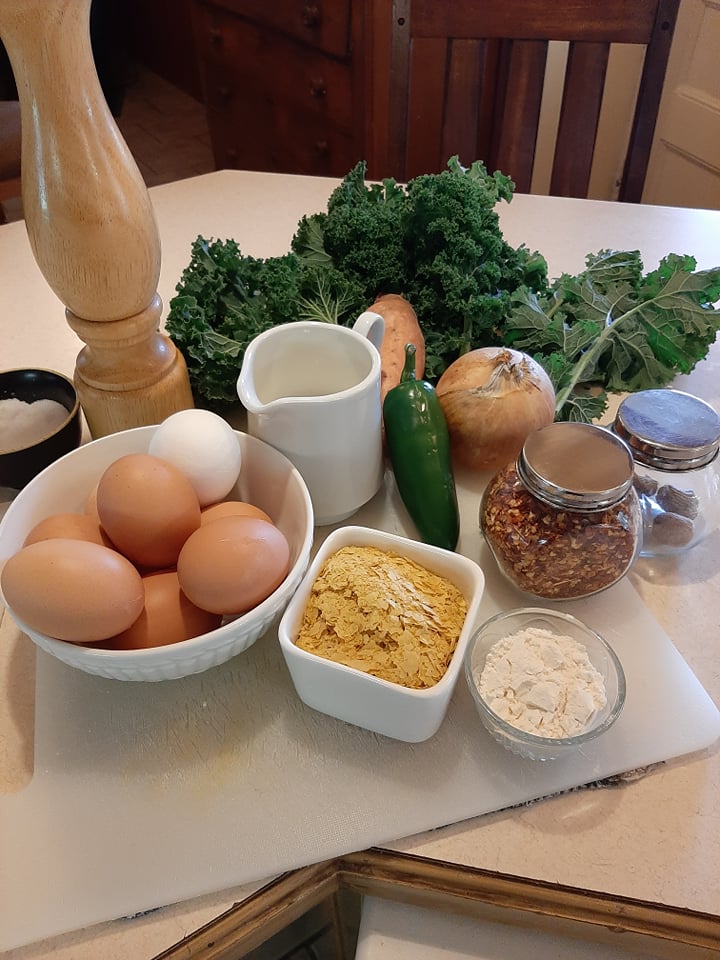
[383,343,460,551]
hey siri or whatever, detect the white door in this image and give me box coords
[642,0,720,209]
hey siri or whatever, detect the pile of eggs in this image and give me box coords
[0,410,291,649]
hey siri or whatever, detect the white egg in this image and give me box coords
[149,409,242,506]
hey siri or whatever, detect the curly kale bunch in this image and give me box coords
[293,163,409,296]
[401,158,548,376]
[168,158,548,406]
[293,157,548,377]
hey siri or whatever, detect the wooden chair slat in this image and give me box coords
[550,42,610,198]
[492,41,548,194]
[442,39,484,170]
[405,37,448,179]
[620,0,680,202]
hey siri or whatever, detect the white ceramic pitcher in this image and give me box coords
[237,312,385,525]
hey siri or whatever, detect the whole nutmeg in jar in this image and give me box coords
[612,389,720,557]
[480,422,642,600]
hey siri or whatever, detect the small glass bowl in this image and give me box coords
[464,608,626,761]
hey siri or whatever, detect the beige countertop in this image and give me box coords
[1,171,719,958]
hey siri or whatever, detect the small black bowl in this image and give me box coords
[0,369,82,490]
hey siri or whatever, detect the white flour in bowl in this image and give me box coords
[477,626,607,738]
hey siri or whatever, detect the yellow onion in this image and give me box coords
[436,347,556,472]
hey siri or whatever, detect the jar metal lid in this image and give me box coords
[613,389,720,470]
[517,422,635,511]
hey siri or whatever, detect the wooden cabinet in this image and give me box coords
[194,0,368,178]
[128,0,204,102]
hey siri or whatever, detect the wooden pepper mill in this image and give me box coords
[0,0,194,437]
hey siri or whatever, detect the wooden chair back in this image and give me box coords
[366,0,679,201]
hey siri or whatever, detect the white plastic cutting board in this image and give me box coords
[1,469,719,951]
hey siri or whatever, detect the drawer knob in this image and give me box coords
[208,27,223,48]
[302,3,321,28]
[309,77,326,98]
[314,139,329,157]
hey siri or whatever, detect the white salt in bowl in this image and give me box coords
[0,368,82,490]
[278,525,485,742]
[465,607,626,761]
[0,425,314,681]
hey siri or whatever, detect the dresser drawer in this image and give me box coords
[199,0,351,58]
[200,7,354,129]
[207,98,359,178]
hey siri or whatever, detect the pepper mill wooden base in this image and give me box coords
[67,295,195,438]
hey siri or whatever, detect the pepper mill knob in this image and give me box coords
[0,0,194,437]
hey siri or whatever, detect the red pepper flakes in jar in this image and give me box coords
[480,422,642,600]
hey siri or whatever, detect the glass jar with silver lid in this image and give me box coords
[613,389,720,557]
[480,422,642,600]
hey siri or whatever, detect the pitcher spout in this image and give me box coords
[237,353,264,414]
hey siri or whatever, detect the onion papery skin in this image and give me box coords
[436,347,556,472]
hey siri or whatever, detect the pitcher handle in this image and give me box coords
[353,311,385,353]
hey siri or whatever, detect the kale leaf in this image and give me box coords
[165,236,367,405]
[294,163,409,295]
[503,250,720,421]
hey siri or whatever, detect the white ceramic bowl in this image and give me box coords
[278,525,485,742]
[465,608,626,761]
[0,425,314,681]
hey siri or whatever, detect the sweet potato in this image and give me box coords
[370,294,426,404]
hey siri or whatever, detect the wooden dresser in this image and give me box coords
[193,0,370,178]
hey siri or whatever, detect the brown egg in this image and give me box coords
[23,511,114,548]
[177,516,291,615]
[104,569,222,650]
[200,500,273,526]
[96,453,201,568]
[1,539,144,643]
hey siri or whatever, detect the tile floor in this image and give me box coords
[117,66,216,189]
[0,65,216,224]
